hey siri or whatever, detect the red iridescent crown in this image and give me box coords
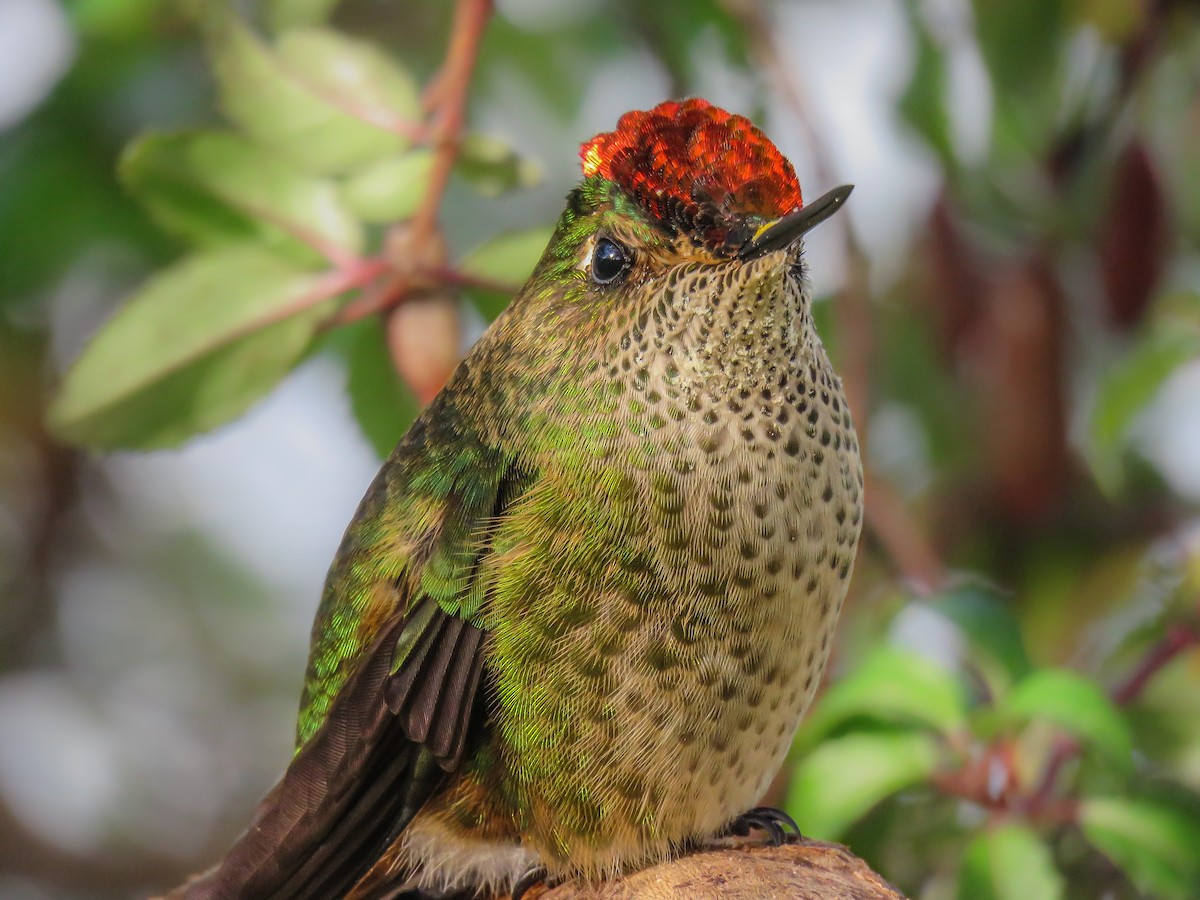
[579,98,803,252]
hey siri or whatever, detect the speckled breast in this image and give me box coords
[482,259,864,877]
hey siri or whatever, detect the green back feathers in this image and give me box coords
[295,403,518,748]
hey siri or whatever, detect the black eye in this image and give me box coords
[591,237,631,285]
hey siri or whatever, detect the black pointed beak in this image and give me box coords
[739,184,853,260]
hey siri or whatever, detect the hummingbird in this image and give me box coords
[174,98,863,899]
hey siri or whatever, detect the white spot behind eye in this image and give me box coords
[578,238,596,273]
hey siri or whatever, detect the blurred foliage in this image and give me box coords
[3,0,1200,897]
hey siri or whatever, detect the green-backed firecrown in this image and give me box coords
[174,98,863,899]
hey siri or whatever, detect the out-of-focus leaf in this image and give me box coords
[797,647,967,748]
[274,28,421,133]
[619,0,749,87]
[932,581,1032,683]
[974,0,1066,161]
[267,0,344,31]
[1073,0,1146,42]
[460,226,554,320]
[70,0,165,37]
[973,0,1065,103]
[340,151,434,223]
[1099,142,1169,330]
[48,247,338,449]
[456,134,542,197]
[0,128,168,300]
[121,131,363,262]
[957,824,1064,900]
[334,318,419,459]
[479,15,613,117]
[898,8,955,167]
[210,18,417,174]
[787,730,940,840]
[1080,796,1200,899]
[460,227,552,283]
[1089,322,1200,495]
[1002,669,1132,771]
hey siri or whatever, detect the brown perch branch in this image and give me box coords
[520,839,907,900]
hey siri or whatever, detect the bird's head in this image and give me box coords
[502,98,851,396]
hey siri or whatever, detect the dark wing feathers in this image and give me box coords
[178,450,532,899]
[428,626,484,768]
[402,615,465,742]
[182,605,488,899]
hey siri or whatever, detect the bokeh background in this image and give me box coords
[3,0,1200,897]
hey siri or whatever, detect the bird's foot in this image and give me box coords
[510,865,550,900]
[722,806,803,846]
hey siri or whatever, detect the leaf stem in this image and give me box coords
[411,0,493,242]
[977,616,1199,822]
[1110,621,1200,706]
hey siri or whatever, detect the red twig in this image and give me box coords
[410,0,493,241]
[1111,621,1200,706]
[1005,617,1199,820]
[325,273,411,329]
[259,258,389,334]
[321,2,495,336]
[863,474,947,594]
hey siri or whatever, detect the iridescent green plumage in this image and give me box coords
[173,100,863,900]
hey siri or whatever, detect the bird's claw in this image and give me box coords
[511,864,550,900]
[722,806,803,846]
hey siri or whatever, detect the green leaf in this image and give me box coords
[973,0,1066,104]
[787,730,940,839]
[460,226,553,320]
[334,318,419,459]
[957,824,1064,900]
[1089,327,1200,494]
[898,8,956,167]
[340,151,435,223]
[478,15,605,118]
[70,0,163,37]
[973,0,1068,163]
[48,247,339,449]
[1074,0,1146,42]
[1002,669,1133,771]
[797,647,967,749]
[932,582,1032,682]
[1080,796,1200,899]
[121,131,363,263]
[456,134,542,197]
[210,18,418,174]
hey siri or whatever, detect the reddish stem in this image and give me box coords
[1111,622,1200,706]
[320,1,495,338]
[410,0,493,241]
[325,274,411,330]
[863,473,947,594]
[1011,617,1199,820]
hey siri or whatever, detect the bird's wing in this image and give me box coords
[180,411,530,900]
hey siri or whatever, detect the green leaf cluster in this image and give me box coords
[789,584,1200,898]
[47,7,547,454]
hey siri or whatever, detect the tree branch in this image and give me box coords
[526,840,907,900]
